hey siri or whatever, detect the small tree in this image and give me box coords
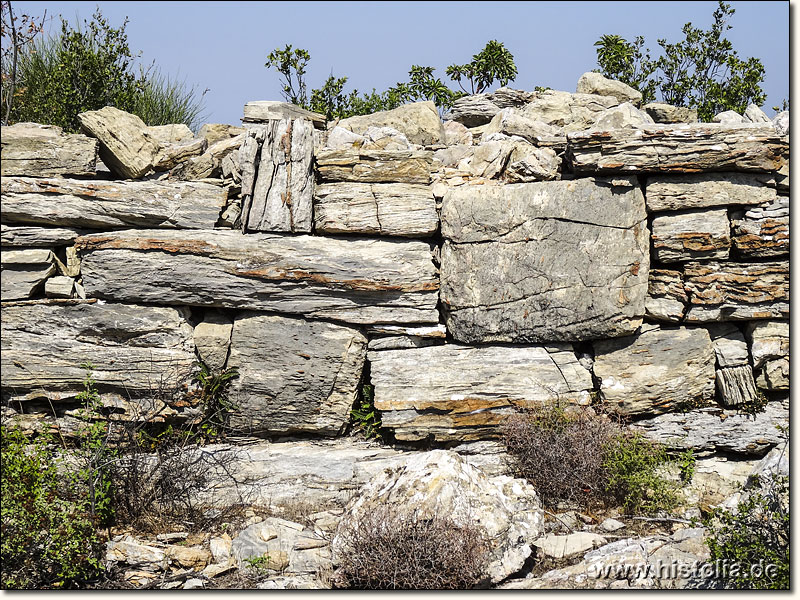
[446,40,518,95]
[0,0,47,124]
[594,1,767,121]
[264,44,310,107]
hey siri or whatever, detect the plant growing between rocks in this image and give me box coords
[334,505,490,589]
[502,402,689,514]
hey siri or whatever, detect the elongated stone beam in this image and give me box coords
[76,229,439,325]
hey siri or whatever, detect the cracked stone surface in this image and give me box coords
[440,177,648,343]
[645,269,687,322]
[315,149,433,184]
[226,312,366,436]
[594,324,715,417]
[313,182,437,237]
[645,172,776,212]
[369,343,592,441]
[650,209,730,263]
[567,124,786,174]
[76,229,439,325]
[240,119,314,233]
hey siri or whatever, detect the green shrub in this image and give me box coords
[602,432,681,514]
[705,475,789,589]
[5,8,206,132]
[1,427,104,589]
[350,382,382,440]
[503,403,685,514]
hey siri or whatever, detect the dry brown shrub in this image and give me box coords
[335,505,490,589]
[501,403,621,509]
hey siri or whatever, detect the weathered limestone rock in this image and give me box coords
[233,518,331,576]
[226,312,366,435]
[359,126,412,151]
[504,144,560,182]
[590,102,655,130]
[568,124,786,174]
[440,177,649,343]
[643,103,698,124]
[446,94,501,127]
[577,72,642,105]
[594,324,716,417]
[731,198,789,258]
[442,120,472,145]
[534,532,607,560]
[715,366,760,408]
[645,172,776,212]
[337,101,444,146]
[650,209,730,263]
[77,107,160,179]
[1,177,226,229]
[193,312,233,371]
[333,450,544,584]
[1,122,97,177]
[198,123,246,147]
[466,138,515,178]
[683,261,788,322]
[743,103,771,124]
[772,111,789,136]
[153,137,206,171]
[147,123,194,145]
[1,248,56,299]
[76,229,439,325]
[315,149,432,184]
[521,90,619,131]
[1,302,195,406]
[369,344,593,441]
[240,120,313,232]
[324,126,365,150]
[705,323,749,367]
[631,402,788,456]
[713,110,745,124]
[746,321,788,391]
[243,101,326,129]
[313,182,437,237]
[1,224,87,247]
[44,275,75,299]
[645,269,687,322]
[482,109,567,150]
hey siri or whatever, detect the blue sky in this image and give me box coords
[12,1,791,126]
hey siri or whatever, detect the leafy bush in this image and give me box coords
[705,474,789,589]
[350,382,382,440]
[335,506,489,589]
[1,426,104,589]
[594,1,767,121]
[502,403,686,514]
[3,7,206,131]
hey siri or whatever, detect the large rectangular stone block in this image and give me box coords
[1,302,195,408]
[645,172,776,212]
[315,149,432,184]
[440,177,649,343]
[369,344,593,441]
[1,177,227,229]
[227,312,367,436]
[1,123,97,177]
[76,229,439,325]
[650,208,730,263]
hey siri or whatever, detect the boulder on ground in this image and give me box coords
[576,72,642,106]
[337,101,445,146]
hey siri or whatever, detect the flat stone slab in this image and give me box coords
[631,403,788,457]
[1,302,195,406]
[535,533,607,560]
[313,182,438,237]
[683,261,788,322]
[645,172,776,212]
[1,224,88,247]
[369,343,593,441]
[76,229,439,325]
[0,248,56,300]
[226,312,366,436]
[1,176,227,229]
[567,124,786,174]
[645,269,687,322]
[1,123,97,177]
[594,324,716,417]
[440,177,649,343]
[731,199,789,259]
[242,101,326,129]
[650,209,730,263]
[315,149,432,184]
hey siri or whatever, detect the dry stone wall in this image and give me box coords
[1,74,788,457]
